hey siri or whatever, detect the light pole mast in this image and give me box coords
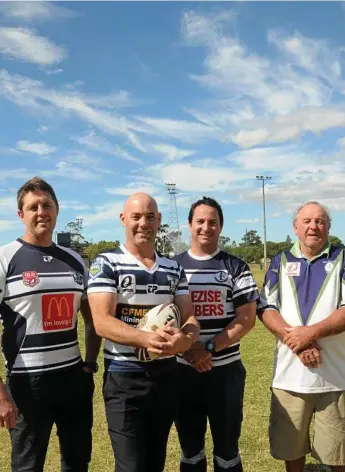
[256,175,271,270]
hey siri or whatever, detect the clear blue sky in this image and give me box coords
[1,1,345,245]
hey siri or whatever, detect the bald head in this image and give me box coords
[120,192,161,248]
[123,193,158,213]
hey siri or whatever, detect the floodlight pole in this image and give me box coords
[256,175,271,270]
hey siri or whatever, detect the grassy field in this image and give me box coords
[0,269,328,471]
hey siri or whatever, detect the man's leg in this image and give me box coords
[206,361,245,472]
[269,388,315,472]
[54,368,94,472]
[7,375,54,472]
[312,391,345,472]
[103,370,152,472]
[175,363,207,472]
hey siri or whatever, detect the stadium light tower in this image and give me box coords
[256,175,272,270]
[165,183,182,255]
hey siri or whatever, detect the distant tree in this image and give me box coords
[219,236,231,251]
[240,230,262,247]
[231,240,237,248]
[285,235,293,245]
[155,224,173,256]
[329,235,343,246]
[85,240,120,261]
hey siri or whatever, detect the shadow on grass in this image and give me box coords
[305,464,330,471]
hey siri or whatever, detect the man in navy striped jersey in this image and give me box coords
[174,197,259,472]
[0,177,101,472]
[87,192,200,472]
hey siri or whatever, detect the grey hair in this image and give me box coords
[293,201,332,228]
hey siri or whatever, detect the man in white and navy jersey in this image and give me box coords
[259,202,345,472]
[87,192,199,472]
[0,177,101,472]
[174,197,258,472]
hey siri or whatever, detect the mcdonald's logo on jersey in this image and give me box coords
[41,293,75,331]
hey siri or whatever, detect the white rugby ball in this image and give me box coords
[134,302,181,362]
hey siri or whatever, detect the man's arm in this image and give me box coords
[0,378,16,429]
[80,298,102,365]
[88,292,168,350]
[213,301,256,352]
[284,306,345,352]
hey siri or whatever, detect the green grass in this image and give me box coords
[0,269,329,471]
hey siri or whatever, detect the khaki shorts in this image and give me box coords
[270,388,345,466]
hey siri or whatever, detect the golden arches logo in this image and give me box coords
[46,296,72,320]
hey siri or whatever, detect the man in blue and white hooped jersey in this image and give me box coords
[87,192,200,472]
[174,197,259,472]
[0,177,101,472]
[259,201,345,472]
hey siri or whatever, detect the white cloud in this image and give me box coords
[59,200,91,211]
[0,219,21,232]
[0,2,77,22]
[73,131,142,163]
[150,161,248,193]
[271,212,281,218]
[338,136,345,148]
[80,202,124,227]
[151,143,196,161]
[182,10,345,148]
[42,162,101,181]
[0,168,35,181]
[0,28,67,66]
[37,125,48,134]
[16,140,56,156]
[106,185,159,196]
[0,196,17,213]
[236,218,260,224]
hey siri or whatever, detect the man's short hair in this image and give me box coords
[188,196,224,227]
[17,177,59,211]
[293,201,331,228]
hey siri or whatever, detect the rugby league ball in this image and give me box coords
[134,302,181,362]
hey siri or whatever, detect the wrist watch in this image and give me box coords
[83,361,99,373]
[204,339,216,354]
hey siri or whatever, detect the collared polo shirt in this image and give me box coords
[259,242,345,393]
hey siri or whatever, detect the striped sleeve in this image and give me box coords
[340,249,345,307]
[175,265,189,296]
[232,261,259,308]
[87,254,117,294]
[0,256,5,306]
[258,254,281,314]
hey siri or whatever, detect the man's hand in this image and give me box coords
[0,393,17,429]
[147,322,192,357]
[297,341,322,368]
[184,343,212,373]
[283,326,316,352]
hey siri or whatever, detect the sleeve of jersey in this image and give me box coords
[175,266,189,296]
[87,255,117,294]
[257,255,281,315]
[232,261,259,309]
[0,257,6,307]
[340,251,345,307]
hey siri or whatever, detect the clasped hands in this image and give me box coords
[283,325,322,368]
[146,320,193,358]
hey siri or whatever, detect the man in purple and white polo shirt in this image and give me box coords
[259,201,345,472]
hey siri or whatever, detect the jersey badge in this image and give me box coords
[119,274,136,293]
[22,271,40,288]
[167,276,178,293]
[324,262,334,273]
[43,256,53,263]
[71,271,84,285]
[89,258,104,279]
[285,262,301,277]
[215,271,228,283]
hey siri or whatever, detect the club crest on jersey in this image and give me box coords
[285,262,300,277]
[119,274,136,293]
[215,271,228,283]
[71,271,83,285]
[89,258,104,279]
[147,284,158,294]
[43,256,53,263]
[324,262,334,273]
[22,271,40,288]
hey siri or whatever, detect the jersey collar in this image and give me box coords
[188,248,220,261]
[290,240,331,261]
